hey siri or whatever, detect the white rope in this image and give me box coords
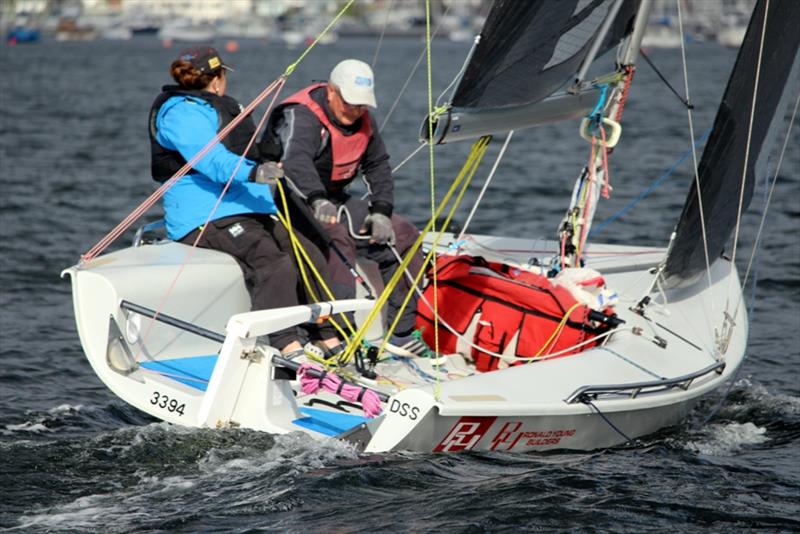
[370,0,396,69]
[729,0,769,277]
[715,0,770,356]
[676,0,715,326]
[734,89,799,317]
[434,34,480,109]
[378,3,452,133]
[388,247,625,363]
[457,130,514,241]
[391,142,427,174]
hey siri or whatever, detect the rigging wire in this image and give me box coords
[638,48,693,109]
[370,0,396,69]
[726,0,769,296]
[378,3,452,133]
[424,0,441,394]
[676,0,717,334]
[700,89,798,426]
[590,127,712,236]
[457,130,514,241]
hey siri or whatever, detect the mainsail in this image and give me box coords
[662,0,800,287]
[423,0,641,143]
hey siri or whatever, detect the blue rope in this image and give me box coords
[588,84,609,118]
[590,127,712,236]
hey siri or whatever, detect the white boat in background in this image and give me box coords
[63,0,799,453]
[717,25,746,48]
[158,20,216,43]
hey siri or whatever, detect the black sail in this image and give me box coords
[663,0,800,286]
[451,0,639,110]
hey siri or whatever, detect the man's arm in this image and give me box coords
[275,105,328,204]
[360,115,394,216]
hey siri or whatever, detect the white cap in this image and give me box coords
[329,59,377,108]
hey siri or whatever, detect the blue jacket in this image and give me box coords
[154,94,277,240]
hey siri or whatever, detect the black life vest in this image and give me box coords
[415,255,608,372]
[148,86,276,183]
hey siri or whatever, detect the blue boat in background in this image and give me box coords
[7,26,41,44]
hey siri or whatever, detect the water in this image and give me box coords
[2,35,799,532]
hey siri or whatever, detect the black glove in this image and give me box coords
[311,198,338,225]
[360,212,395,245]
[250,162,284,184]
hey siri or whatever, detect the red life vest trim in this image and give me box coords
[280,83,373,181]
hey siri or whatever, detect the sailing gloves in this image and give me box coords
[250,161,284,184]
[311,198,338,225]
[360,212,395,245]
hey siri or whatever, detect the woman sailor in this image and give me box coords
[148,46,343,358]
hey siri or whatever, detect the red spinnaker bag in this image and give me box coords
[415,255,604,372]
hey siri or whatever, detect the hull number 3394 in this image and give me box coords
[150,391,186,416]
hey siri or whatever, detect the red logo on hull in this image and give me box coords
[434,416,497,452]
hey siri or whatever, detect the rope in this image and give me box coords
[273,179,355,341]
[339,136,491,366]
[378,2,452,133]
[728,0,769,287]
[583,399,633,443]
[638,49,692,109]
[377,137,491,358]
[424,0,440,383]
[457,130,514,240]
[370,0,396,69]
[283,0,354,77]
[613,66,635,122]
[590,127,712,236]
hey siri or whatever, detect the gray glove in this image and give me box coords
[311,198,338,225]
[251,161,284,184]
[360,212,395,245]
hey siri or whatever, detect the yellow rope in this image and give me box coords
[533,302,582,358]
[340,136,492,365]
[424,0,441,389]
[274,179,355,342]
[378,137,491,360]
[283,0,355,77]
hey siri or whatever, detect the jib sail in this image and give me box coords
[662,0,800,287]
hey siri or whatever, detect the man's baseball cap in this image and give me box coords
[329,59,376,108]
[176,46,233,74]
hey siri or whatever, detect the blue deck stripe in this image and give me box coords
[293,407,368,436]
[140,355,218,391]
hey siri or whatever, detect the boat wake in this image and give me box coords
[12,424,359,532]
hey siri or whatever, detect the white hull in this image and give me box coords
[63,232,747,453]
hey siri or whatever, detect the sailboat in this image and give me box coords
[62,0,799,453]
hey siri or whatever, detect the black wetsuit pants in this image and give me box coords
[181,214,338,350]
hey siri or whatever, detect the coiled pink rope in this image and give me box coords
[297,363,383,418]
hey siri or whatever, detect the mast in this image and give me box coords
[557,0,653,269]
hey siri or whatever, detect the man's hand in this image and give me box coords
[311,198,338,225]
[251,162,284,184]
[359,213,395,245]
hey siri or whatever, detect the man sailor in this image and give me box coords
[263,59,425,348]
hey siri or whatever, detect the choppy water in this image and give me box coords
[1,34,798,532]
